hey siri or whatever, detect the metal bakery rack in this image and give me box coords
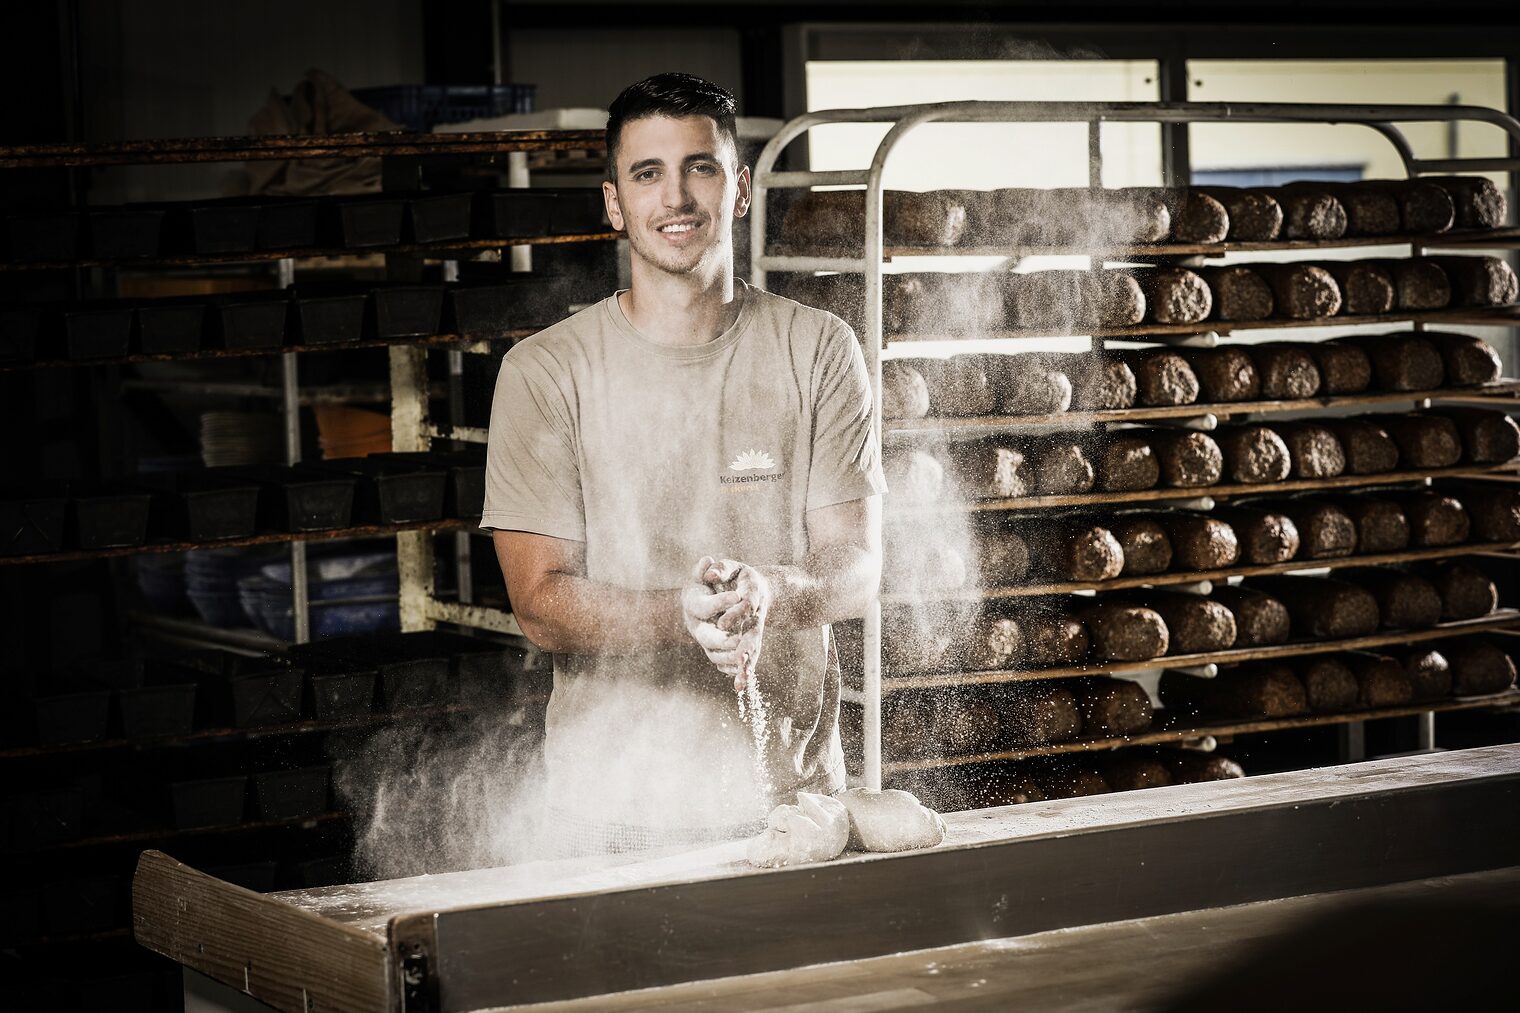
[750,100,1520,789]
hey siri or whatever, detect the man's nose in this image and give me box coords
[662,173,694,209]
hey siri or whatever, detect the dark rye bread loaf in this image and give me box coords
[1334,567,1443,629]
[1335,332,1444,391]
[1296,656,1361,712]
[1247,343,1322,399]
[1117,348,1200,406]
[1321,494,1410,553]
[1148,511,1240,569]
[1208,586,1291,646]
[1303,341,1373,395]
[1312,260,1396,315]
[1263,186,1348,239]
[1163,750,1246,783]
[882,535,967,592]
[1250,262,1343,319]
[883,609,954,674]
[1069,597,1170,661]
[1426,407,1520,464]
[1142,429,1223,487]
[1215,424,1292,484]
[781,189,968,248]
[1423,331,1502,385]
[1028,437,1096,495]
[1106,514,1173,575]
[1194,186,1282,241]
[944,611,1023,673]
[1047,353,1137,411]
[968,521,1031,588]
[1395,647,1453,701]
[1245,575,1380,638]
[942,441,1026,500]
[1103,754,1175,792]
[971,188,1170,247]
[1444,483,1520,541]
[1090,432,1160,491]
[932,691,1004,755]
[1002,683,1083,746]
[1210,505,1300,564]
[881,360,931,420]
[1200,266,1274,322]
[1180,346,1261,402]
[1160,663,1307,718]
[1038,767,1113,799]
[996,270,1146,331]
[1289,182,1399,236]
[1344,653,1416,708]
[1130,187,1229,244]
[1256,497,1357,559]
[884,448,945,503]
[1427,176,1507,229]
[1136,267,1212,324]
[1270,421,1347,479]
[1388,490,1471,546]
[1320,419,1400,475]
[985,352,1073,416]
[1020,606,1091,668]
[1443,639,1518,696]
[882,695,935,755]
[1353,179,1456,234]
[1425,255,1519,307]
[1086,271,1149,328]
[1371,411,1464,468]
[1072,677,1154,735]
[1115,589,1237,654]
[1413,560,1498,620]
[914,355,995,417]
[1024,518,1125,582]
[1373,258,1454,310]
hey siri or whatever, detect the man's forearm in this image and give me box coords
[760,542,881,632]
[514,572,687,654]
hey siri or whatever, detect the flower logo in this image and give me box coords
[729,449,776,472]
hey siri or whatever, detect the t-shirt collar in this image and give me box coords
[605,278,753,360]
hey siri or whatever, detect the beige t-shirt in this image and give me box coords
[481,280,885,831]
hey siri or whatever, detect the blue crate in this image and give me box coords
[352,84,536,132]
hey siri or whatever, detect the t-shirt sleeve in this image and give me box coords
[479,353,586,540]
[807,318,888,511]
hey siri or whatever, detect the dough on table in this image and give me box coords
[838,787,947,852]
[745,792,850,868]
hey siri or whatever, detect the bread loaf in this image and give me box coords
[1388,490,1471,546]
[1423,331,1502,385]
[1334,567,1443,629]
[1194,186,1282,241]
[998,271,1147,331]
[1353,180,1455,234]
[1264,186,1347,239]
[1132,187,1229,244]
[1446,483,1520,540]
[1028,436,1096,495]
[1116,589,1237,654]
[1002,684,1082,745]
[1070,598,1170,661]
[881,360,931,419]
[884,448,945,503]
[974,188,1171,247]
[1443,639,1517,696]
[943,441,1027,500]
[1371,411,1464,468]
[884,609,956,674]
[1090,432,1159,491]
[1073,677,1154,735]
[1181,346,1261,402]
[887,272,1004,335]
[1345,653,1415,708]
[917,355,996,416]
[1210,505,1301,563]
[965,771,1046,807]
[1253,497,1357,559]
[1321,419,1400,475]
[1020,607,1090,668]
[1270,421,1347,478]
[1288,182,1398,236]
[1251,262,1343,319]
[882,695,936,756]
[1106,514,1173,575]
[1247,343,1322,399]
[945,612,1023,673]
[1414,560,1498,620]
[1199,266,1274,322]
[1162,750,1246,782]
[1161,663,1307,718]
[932,691,1004,755]
[1395,647,1453,702]
[1118,349,1201,406]
[1426,407,1520,463]
[1303,341,1373,395]
[883,536,967,592]
[1209,586,1291,646]
[1374,258,1452,310]
[1024,518,1125,582]
[1103,755,1174,791]
[1143,429,1223,487]
[1138,267,1212,324]
[1426,176,1507,229]
[1049,353,1137,411]
[989,353,1073,415]
[1426,255,1519,307]
[1296,657,1360,712]
[1245,575,1380,638]
[1149,511,1240,569]
[1215,424,1292,484]
[968,522,1031,588]
[1321,494,1409,553]
[1087,271,1150,327]
[1336,332,1444,391]
[1038,767,1113,799]
[1313,260,1396,315]
[781,189,968,248]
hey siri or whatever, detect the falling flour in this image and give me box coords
[737,676,774,803]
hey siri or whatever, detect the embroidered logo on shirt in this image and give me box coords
[728,449,776,472]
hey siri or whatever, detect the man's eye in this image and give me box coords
[691,164,716,175]
[636,170,657,181]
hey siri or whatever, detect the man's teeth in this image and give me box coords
[659,223,696,233]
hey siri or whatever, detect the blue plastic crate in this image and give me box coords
[352,84,536,132]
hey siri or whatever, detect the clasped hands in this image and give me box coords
[680,555,771,691]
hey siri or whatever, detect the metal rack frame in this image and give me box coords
[749,99,1520,789]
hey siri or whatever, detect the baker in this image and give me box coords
[481,73,885,858]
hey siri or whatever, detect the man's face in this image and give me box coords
[603,114,750,277]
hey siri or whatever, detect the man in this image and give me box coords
[481,73,884,858]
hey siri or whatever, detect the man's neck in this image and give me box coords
[620,259,742,347]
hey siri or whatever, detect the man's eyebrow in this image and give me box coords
[625,152,722,176]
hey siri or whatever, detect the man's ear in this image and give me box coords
[734,164,751,219]
[602,179,624,231]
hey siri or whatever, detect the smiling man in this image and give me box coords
[481,73,885,858]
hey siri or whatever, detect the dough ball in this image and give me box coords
[745,791,851,868]
[839,787,947,852]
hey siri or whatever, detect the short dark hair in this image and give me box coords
[605,73,739,182]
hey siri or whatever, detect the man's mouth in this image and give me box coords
[657,220,701,234]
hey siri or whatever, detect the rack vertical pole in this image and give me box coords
[391,345,436,632]
[277,257,310,644]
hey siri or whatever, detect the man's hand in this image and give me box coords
[683,556,771,691]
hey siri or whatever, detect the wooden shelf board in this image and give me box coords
[10,811,351,857]
[881,689,1520,773]
[884,379,1520,437]
[881,540,1520,605]
[880,610,1520,692]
